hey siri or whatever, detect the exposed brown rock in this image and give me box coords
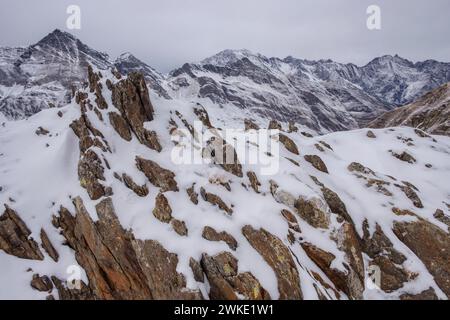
[366,130,376,138]
[369,256,408,293]
[0,205,44,260]
[321,186,354,224]
[242,226,303,299]
[52,197,201,300]
[51,276,94,300]
[400,287,439,300]
[281,209,301,233]
[186,184,199,204]
[304,155,329,173]
[319,141,333,150]
[193,105,213,128]
[347,162,375,175]
[30,274,53,292]
[393,218,450,297]
[78,149,106,200]
[109,112,132,141]
[153,193,173,223]
[288,122,298,133]
[171,219,188,236]
[122,173,149,197]
[301,131,313,138]
[35,126,49,136]
[40,228,59,262]
[189,257,204,282]
[279,133,299,155]
[268,120,282,130]
[200,187,233,215]
[201,252,270,300]
[395,183,423,208]
[204,136,243,177]
[434,209,450,230]
[295,197,330,229]
[244,119,260,131]
[247,171,261,193]
[390,150,416,164]
[202,226,237,250]
[136,156,179,192]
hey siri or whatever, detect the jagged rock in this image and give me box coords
[40,228,59,262]
[87,66,108,110]
[122,173,149,197]
[109,112,132,141]
[434,209,450,230]
[242,226,303,299]
[78,149,106,200]
[295,197,330,229]
[0,205,44,260]
[304,155,329,173]
[193,105,213,128]
[186,184,199,204]
[136,156,179,192]
[171,219,188,236]
[244,119,259,131]
[393,218,450,297]
[268,120,282,130]
[52,197,201,300]
[204,136,243,177]
[315,143,325,152]
[366,130,376,138]
[279,133,299,155]
[301,131,313,138]
[153,193,173,223]
[319,141,333,150]
[288,122,298,133]
[51,276,94,300]
[35,126,49,136]
[247,171,261,193]
[320,186,354,224]
[400,287,438,300]
[200,187,233,215]
[347,162,375,175]
[189,258,204,282]
[395,183,423,208]
[369,256,409,293]
[390,151,416,164]
[281,209,301,233]
[111,72,161,151]
[202,226,237,250]
[201,252,270,300]
[30,274,53,292]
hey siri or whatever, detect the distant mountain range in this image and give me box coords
[1,29,450,133]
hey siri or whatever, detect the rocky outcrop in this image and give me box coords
[393,218,450,297]
[40,228,59,262]
[247,171,261,193]
[0,205,44,260]
[110,72,161,151]
[304,155,329,173]
[200,252,271,300]
[242,226,303,299]
[279,134,299,155]
[295,197,330,229]
[108,112,132,141]
[200,187,233,215]
[136,156,179,192]
[122,173,149,197]
[202,226,237,250]
[153,193,173,223]
[52,197,201,300]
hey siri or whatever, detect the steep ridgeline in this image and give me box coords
[0,29,167,120]
[369,82,450,136]
[0,67,449,300]
[167,50,450,133]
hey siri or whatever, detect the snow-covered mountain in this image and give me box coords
[0,66,449,300]
[1,30,450,132]
[369,82,450,136]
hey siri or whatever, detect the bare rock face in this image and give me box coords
[247,171,261,193]
[202,226,238,250]
[434,209,450,231]
[268,120,282,130]
[0,205,44,260]
[136,156,179,192]
[52,197,201,300]
[78,149,107,200]
[200,187,233,215]
[295,197,330,229]
[393,218,450,297]
[108,112,132,141]
[400,287,439,300]
[204,136,243,177]
[122,173,149,197]
[40,228,59,262]
[304,155,329,173]
[244,119,260,131]
[242,226,303,299]
[395,183,423,208]
[189,257,204,282]
[320,186,354,225]
[171,219,188,236]
[111,72,161,151]
[390,151,416,164]
[200,252,271,300]
[279,133,299,155]
[153,193,173,223]
[366,130,376,138]
[30,274,53,292]
[186,184,199,204]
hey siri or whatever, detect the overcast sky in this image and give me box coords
[0,0,449,72]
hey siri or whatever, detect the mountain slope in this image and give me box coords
[369,82,450,136]
[0,67,449,300]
